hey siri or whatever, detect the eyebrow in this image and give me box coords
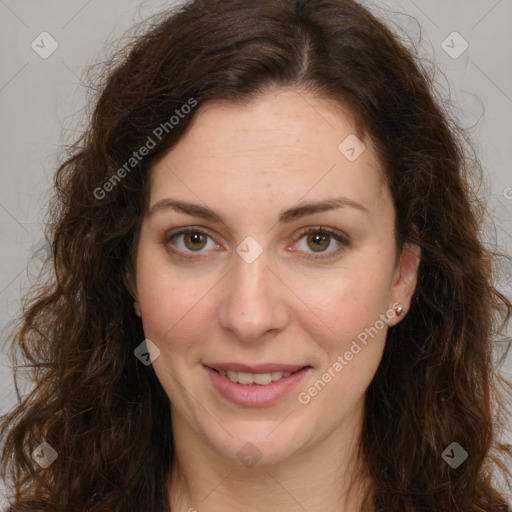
[148,196,368,224]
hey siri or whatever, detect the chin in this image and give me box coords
[207,421,310,468]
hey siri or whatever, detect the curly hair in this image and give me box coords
[1,0,511,510]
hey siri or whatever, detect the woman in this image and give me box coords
[1,0,511,510]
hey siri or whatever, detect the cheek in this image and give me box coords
[296,267,391,412]
[139,282,207,347]
[135,248,222,357]
[294,255,395,350]
[135,249,189,341]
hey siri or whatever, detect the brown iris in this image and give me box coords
[307,231,330,252]
[183,232,208,251]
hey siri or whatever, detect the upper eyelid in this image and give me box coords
[165,225,348,251]
[165,225,346,240]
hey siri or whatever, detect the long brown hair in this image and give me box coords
[2,0,511,510]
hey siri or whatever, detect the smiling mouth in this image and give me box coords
[204,365,312,407]
[207,367,308,385]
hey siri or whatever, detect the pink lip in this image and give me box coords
[204,365,311,407]
[204,362,306,373]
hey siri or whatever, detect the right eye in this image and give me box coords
[164,227,221,259]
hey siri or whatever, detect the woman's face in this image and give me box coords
[129,87,419,466]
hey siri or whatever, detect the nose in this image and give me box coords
[217,246,290,343]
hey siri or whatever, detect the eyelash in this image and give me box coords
[164,226,349,262]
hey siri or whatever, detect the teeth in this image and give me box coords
[218,369,293,385]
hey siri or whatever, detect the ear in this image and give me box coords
[388,242,421,326]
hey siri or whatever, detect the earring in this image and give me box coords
[395,304,403,315]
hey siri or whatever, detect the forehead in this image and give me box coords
[148,88,387,215]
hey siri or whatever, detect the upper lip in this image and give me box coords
[204,363,309,373]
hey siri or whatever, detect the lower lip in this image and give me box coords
[204,365,311,407]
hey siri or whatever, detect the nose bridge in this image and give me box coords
[218,240,288,341]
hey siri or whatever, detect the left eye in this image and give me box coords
[294,227,348,259]
[164,226,348,260]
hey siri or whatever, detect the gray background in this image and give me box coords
[0,0,511,504]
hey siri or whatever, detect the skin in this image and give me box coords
[127,87,420,512]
